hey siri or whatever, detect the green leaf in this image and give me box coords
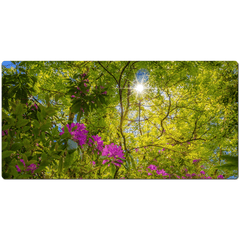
[22,154,28,162]
[15,103,24,116]
[2,142,8,150]
[71,100,82,113]
[28,160,38,165]
[61,132,71,139]
[37,111,43,122]
[215,164,237,171]
[55,93,60,102]
[33,128,40,137]
[23,139,30,148]
[45,94,50,105]
[52,126,59,136]
[110,164,116,179]
[11,142,22,151]
[79,148,83,161]
[129,153,137,169]
[2,150,14,159]
[220,155,238,164]
[64,152,75,169]
[16,119,29,128]
[58,158,63,176]
[45,107,56,116]
[25,151,31,157]
[2,125,11,131]
[40,132,46,142]
[41,122,51,131]
[22,126,31,132]
[67,139,78,150]
[39,106,47,119]
[42,152,47,161]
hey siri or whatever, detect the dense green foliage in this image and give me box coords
[1,61,238,179]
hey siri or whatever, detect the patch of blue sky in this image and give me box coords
[2,61,16,68]
[136,69,149,84]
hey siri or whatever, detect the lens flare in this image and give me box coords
[135,84,144,93]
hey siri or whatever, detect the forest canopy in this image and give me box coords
[1,61,238,179]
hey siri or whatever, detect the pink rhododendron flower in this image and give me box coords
[16,159,37,174]
[102,91,107,95]
[217,175,224,179]
[102,160,109,165]
[101,143,125,167]
[193,159,200,164]
[71,95,75,98]
[26,164,37,174]
[148,165,157,171]
[200,171,205,175]
[156,169,168,176]
[60,123,88,147]
[88,135,104,152]
[102,143,125,160]
[20,159,26,167]
[2,130,8,136]
[148,173,152,176]
[16,165,21,172]
[84,83,87,87]
[135,148,139,152]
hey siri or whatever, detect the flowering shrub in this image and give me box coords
[16,159,38,174]
[60,123,88,147]
[101,143,125,167]
[88,135,104,152]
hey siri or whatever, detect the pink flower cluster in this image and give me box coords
[146,164,170,177]
[88,134,104,152]
[59,122,125,168]
[60,123,88,147]
[28,103,38,111]
[16,159,38,174]
[193,159,201,164]
[102,143,125,167]
[2,130,8,136]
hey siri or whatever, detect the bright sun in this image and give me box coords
[135,84,144,93]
